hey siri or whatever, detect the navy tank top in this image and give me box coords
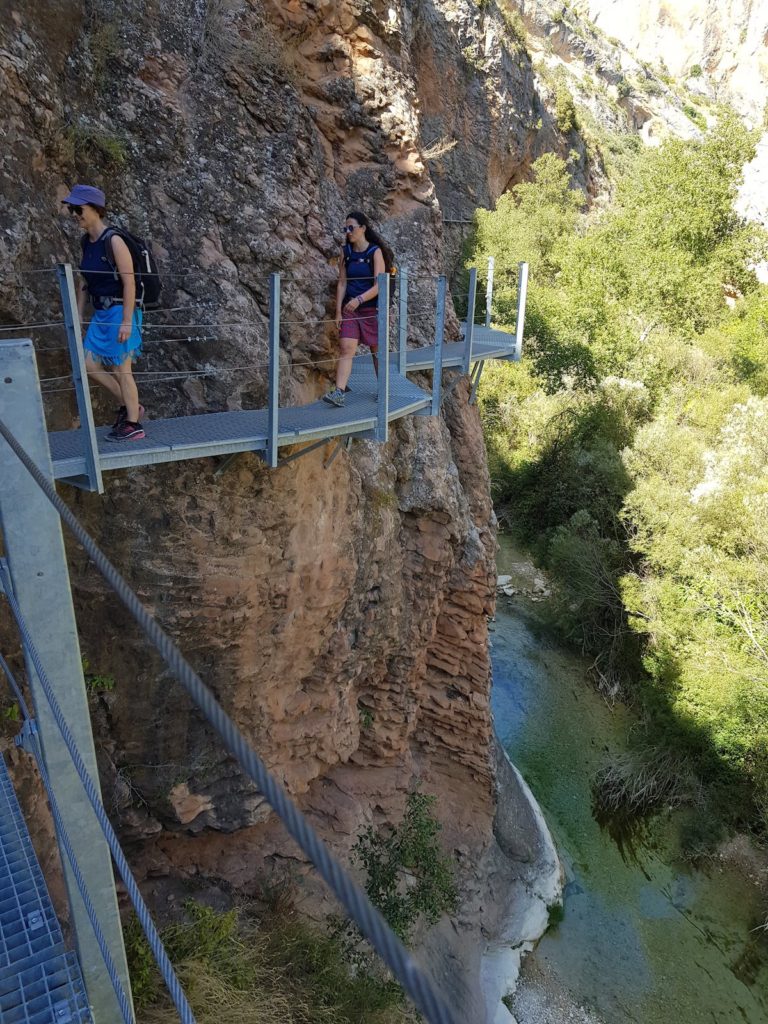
[80,230,122,302]
[344,243,380,308]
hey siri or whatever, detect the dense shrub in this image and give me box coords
[474,117,768,832]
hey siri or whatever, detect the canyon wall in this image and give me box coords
[584,0,768,122]
[0,1,570,1018]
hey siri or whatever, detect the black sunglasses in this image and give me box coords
[67,205,84,216]
[343,224,358,233]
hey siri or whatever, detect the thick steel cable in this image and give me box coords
[0,416,459,1024]
[0,649,32,720]
[0,565,195,1024]
[1,655,131,1020]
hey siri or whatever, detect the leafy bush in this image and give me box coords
[352,792,458,945]
[689,63,703,78]
[683,103,707,130]
[474,116,768,834]
[555,81,578,134]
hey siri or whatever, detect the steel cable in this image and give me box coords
[0,652,135,1024]
[0,563,196,1024]
[0,415,459,1024]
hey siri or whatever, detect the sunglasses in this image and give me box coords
[343,225,358,233]
[67,205,84,216]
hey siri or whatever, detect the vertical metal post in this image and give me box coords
[431,276,446,416]
[397,268,408,376]
[484,255,495,329]
[375,274,390,443]
[462,267,477,375]
[56,264,103,494]
[513,261,529,360]
[0,339,133,1022]
[267,273,280,467]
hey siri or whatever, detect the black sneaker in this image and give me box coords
[106,421,146,442]
[108,404,146,438]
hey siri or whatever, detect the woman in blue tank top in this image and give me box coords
[61,184,146,442]
[323,210,389,408]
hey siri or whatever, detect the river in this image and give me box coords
[491,536,768,1024]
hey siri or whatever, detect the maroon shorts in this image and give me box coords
[340,305,379,350]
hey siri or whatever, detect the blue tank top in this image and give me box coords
[80,230,122,301]
[344,244,379,308]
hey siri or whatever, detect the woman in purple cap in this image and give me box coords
[62,184,146,441]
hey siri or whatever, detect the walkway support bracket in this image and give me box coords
[57,263,103,494]
[431,276,446,416]
[0,338,132,1023]
[266,273,281,467]
[484,256,495,329]
[375,274,390,443]
[513,261,529,361]
[462,267,477,375]
[469,360,485,406]
[397,268,408,376]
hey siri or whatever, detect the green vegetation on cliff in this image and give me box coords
[125,902,416,1023]
[474,115,768,839]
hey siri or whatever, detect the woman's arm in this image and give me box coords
[111,236,136,343]
[336,250,347,328]
[343,248,385,313]
[76,280,88,330]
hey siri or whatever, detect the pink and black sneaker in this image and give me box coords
[106,421,145,442]
[110,404,146,435]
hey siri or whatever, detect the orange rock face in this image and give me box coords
[0,4,539,1005]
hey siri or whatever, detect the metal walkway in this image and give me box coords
[41,262,529,492]
[48,356,431,480]
[405,325,520,370]
[47,324,519,484]
[0,754,91,1024]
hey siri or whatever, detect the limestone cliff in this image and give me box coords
[0,2,567,1019]
[583,0,768,123]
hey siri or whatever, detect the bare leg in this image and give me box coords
[85,352,122,402]
[335,336,358,391]
[112,358,141,422]
[371,350,379,377]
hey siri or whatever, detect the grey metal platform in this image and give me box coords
[48,357,432,480]
[0,754,91,1024]
[406,325,518,370]
[48,325,517,483]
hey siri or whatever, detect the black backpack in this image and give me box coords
[343,243,397,301]
[82,227,162,307]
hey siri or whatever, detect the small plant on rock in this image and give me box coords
[352,791,458,945]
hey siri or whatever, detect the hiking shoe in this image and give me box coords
[112,403,146,428]
[109,405,146,437]
[106,421,145,442]
[322,388,345,407]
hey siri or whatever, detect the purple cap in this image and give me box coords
[61,184,106,207]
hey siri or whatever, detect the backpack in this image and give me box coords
[343,242,397,300]
[82,227,162,307]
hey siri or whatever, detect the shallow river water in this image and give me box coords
[490,536,768,1024]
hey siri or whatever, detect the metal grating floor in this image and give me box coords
[0,756,91,1024]
[48,325,516,481]
[405,325,518,370]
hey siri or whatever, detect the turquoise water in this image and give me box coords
[491,537,768,1023]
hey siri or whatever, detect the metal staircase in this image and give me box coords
[0,754,91,1024]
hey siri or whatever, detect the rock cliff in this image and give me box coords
[0,2,567,1019]
[583,0,768,122]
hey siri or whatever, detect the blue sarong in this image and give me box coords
[83,306,143,367]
